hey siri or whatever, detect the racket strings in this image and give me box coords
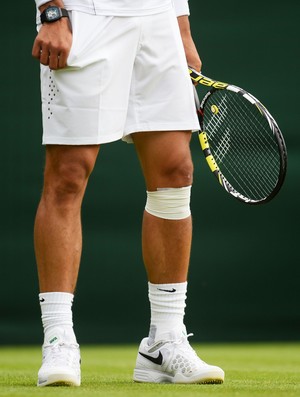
[205,96,231,162]
[203,91,280,200]
[214,128,231,162]
[214,117,277,198]
[227,99,279,195]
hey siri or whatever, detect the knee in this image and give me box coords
[42,158,93,207]
[162,157,194,188]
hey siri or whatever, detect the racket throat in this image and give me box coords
[198,131,223,186]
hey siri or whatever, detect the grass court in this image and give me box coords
[1,343,299,397]
[0,343,300,397]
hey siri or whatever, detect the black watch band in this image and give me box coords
[40,6,69,24]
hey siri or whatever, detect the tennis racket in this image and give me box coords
[189,67,287,205]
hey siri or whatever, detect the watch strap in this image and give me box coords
[60,8,69,18]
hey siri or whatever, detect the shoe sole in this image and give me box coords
[133,368,224,384]
[37,374,81,387]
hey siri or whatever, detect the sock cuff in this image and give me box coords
[148,281,187,295]
[39,292,74,305]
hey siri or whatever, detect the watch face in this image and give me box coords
[46,7,60,21]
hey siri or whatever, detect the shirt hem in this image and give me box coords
[124,121,199,135]
[36,3,173,23]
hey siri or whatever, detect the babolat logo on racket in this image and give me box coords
[189,68,228,89]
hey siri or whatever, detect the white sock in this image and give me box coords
[39,292,77,343]
[148,281,187,343]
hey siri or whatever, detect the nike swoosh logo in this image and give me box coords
[39,298,45,302]
[38,378,48,385]
[157,288,176,293]
[139,351,163,365]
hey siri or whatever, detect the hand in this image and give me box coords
[32,18,72,70]
[177,16,202,73]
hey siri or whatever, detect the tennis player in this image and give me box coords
[32,0,225,386]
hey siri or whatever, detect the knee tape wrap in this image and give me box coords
[145,186,191,220]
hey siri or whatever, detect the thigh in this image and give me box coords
[132,131,193,190]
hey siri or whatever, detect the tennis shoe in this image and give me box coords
[133,331,224,384]
[37,328,81,387]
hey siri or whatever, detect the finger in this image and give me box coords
[58,51,68,69]
[39,46,50,66]
[32,39,42,60]
[48,51,60,70]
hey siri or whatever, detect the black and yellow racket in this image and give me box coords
[189,67,287,205]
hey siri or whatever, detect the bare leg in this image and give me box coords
[35,145,99,387]
[34,145,100,293]
[141,213,192,283]
[132,131,193,284]
[133,133,225,385]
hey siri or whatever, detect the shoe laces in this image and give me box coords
[174,332,194,345]
[43,342,80,368]
[167,333,207,373]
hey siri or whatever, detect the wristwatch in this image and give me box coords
[40,6,69,24]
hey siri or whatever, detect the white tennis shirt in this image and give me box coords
[35,0,189,18]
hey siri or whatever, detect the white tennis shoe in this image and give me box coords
[37,328,81,387]
[133,332,224,384]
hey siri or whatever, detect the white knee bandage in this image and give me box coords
[145,186,191,220]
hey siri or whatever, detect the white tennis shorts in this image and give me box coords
[40,9,199,145]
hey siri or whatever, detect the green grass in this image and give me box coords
[0,343,299,397]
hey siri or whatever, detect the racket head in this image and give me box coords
[192,74,287,205]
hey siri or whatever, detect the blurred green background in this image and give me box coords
[0,0,299,345]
